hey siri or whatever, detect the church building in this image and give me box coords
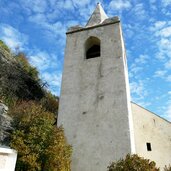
[58,3,171,171]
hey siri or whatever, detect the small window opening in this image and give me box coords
[86,45,100,59]
[146,142,152,151]
[85,36,100,59]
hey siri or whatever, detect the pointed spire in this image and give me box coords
[86,3,108,27]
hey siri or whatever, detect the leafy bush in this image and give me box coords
[9,101,72,171]
[108,154,159,171]
[41,91,59,114]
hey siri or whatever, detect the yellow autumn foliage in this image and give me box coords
[9,101,72,171]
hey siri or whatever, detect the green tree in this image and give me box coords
[9,101,72,171]
[108,154,159,171]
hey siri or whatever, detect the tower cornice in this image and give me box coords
[66,16,120,34]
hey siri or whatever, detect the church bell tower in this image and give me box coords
[58,3,135,171]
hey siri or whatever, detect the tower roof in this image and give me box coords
[86,3,108,27]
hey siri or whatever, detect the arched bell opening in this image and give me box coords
[85,36,101,59]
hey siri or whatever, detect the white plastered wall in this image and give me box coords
[0,147,17,171]
[58,22,135,171]
[131,102,171,170]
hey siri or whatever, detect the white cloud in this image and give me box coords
[132,3,147,19]
[29,50,59,72]
[155,41,171,61]
[129,65,142,76]
[28,49,62,95]
[129,54,149,77]
[42,72,62,87]
[149,21,166,31]
[0,24,28,51]
[130,80,148,100]
[161,0,171,7]
[154,70,167,78]
[150,0,156,3]
[166,75,171,82]
[165,59,171,69]
[130,80,151,108]
[150,21,171,84]
[22,0,48,13]
[41,72,62,95]
[28,14,66,37]
[154,70,171,82]
[155,51,165,60]
[109,0,131,10]
[63,0,74,10]
[72,0,91,7]
[151,21,171,51]
[134,54,148,64]
[155,21,166,28]
[78,4,95,22]
[18,0,67,42]
[160,38,171,49]
[156,26,171,37]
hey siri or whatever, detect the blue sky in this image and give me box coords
[0,0,171,121]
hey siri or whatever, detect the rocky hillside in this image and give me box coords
[0,42,44,103]
[0,102,12,144]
